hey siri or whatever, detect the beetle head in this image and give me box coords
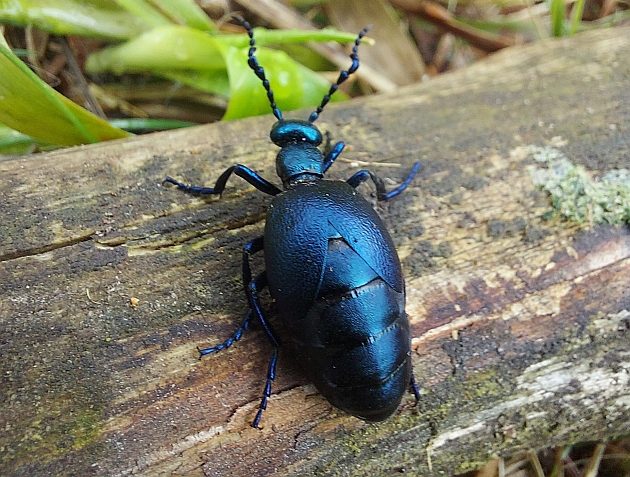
[270,120,322,147]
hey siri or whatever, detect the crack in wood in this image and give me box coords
[96,211,267,252]
[0,230,94,263]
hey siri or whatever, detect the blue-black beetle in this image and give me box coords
[165,20,421,427]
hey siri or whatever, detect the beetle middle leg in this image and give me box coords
[243,237,282,427]
[195,235,267,358]
[164,164,281,197]
[246,273,281,428]
[197,310,253,358]
[346,162,422,201]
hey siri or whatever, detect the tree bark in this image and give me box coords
[1,26,628,477]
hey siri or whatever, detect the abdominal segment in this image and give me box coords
[288,238,411,421]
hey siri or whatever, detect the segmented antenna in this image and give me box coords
[240,18,283,121]
[308,27,369,123]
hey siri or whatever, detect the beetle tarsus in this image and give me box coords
[410,375,421,404]
[252,347,279,429]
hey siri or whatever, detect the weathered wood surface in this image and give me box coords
[1,27,629,477]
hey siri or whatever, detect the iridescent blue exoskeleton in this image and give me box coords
[165,19,421,428]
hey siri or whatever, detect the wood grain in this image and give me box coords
[1,27,629,476]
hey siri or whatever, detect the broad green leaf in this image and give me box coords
[85,26,226,74]
[0,0,150,40]
[85,25,356,118]
[222,46,340,120]
[85,26,361,75]
[0,43,130,146]
[162,69,230,97]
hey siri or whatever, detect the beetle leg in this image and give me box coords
[245,272,281,428]
[243,236,264,286]
[246,273,281,348]
[195,234,266,359]
[252,347,279,429]
[323,141,345,174]
[409,374,421,404]
[242,238,282,427]
[321,131,345,174]
[345,162,422,201]
[164,164,281,197]
[242,237,281,347]
[197,310,253,358]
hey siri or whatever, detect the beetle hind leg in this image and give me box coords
[252,347,278,428]
[409,374,421,404]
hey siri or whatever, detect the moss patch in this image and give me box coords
[527,146,629,225]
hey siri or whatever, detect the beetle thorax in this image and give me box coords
[275,144,324,186]
[270,120,325,187]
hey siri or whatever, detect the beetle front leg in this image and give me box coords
[322,140,345,174]
[164,164,281,197]
[346,162,421,201]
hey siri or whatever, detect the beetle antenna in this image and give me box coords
[308,26,369,123]
[239,18,283,121]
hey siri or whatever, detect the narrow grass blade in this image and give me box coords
[549,0,566,36]
[114,0,172,28]
[148,0,216,31]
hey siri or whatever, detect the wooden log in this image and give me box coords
[1,26,628,477]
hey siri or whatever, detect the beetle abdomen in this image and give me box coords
[288,238,412,421]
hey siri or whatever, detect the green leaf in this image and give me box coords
[0,43,130,146]
[85,26,361,75]
[85,26,226,74]
[0,123,39,154]
[549,0,566,37]
[109,117,196,132]
[114,0,172,28]
[569,0,585,34]
[162,69,230,97]
[85,25,355,118]
[0,0,150,40]
[215,27,366,47]
[222,46,341,120]
[147,0,216,31]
